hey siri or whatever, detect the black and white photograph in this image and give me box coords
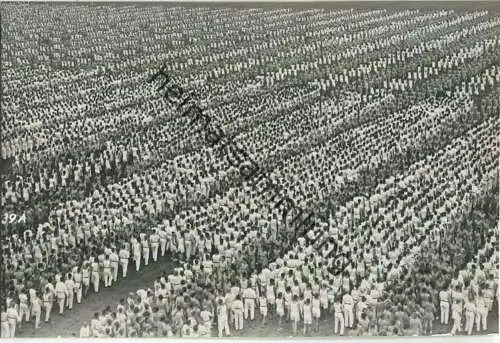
[0,1,499,339]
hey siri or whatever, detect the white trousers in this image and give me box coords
[475,308,488,331]
[244,300,255,320]
[343,305,354,328]
[218,318,230,337]
[334,313,344,335]
[440,301,449,324]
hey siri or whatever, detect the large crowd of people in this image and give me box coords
[1,4,499,339]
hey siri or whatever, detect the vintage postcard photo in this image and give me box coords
[0,0,499,340]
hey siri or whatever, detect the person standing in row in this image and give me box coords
[82,263,90,298]
[450,298,463,335]
[65,274,75,310]
[74,267,83,304]
[259,292,268,325]
[103,255,113,287]
[290,295,300,335]
[439,287,451,324]
[312,293,321,332]
[303,297,313,335]
[91,258,100,293]
[464,296,476,335]
[43,286,53,323]
[232,294,244,331]
[217,298,230,337]
[132,237,141,272]
[119,244,130,278]
[159,227,168,257]
[18,290,30,327]
[243,286,256,321]
[55,276,67,315]
[110,249,120,283]
[141,234,150,267]
[150,229,160,263]
[31,291,42,329]
[334,296,344,336]
[342,291,354,329]
[475,289,488,332]
[1,306,10,338]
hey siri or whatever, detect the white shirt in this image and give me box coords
[55,281,67,296]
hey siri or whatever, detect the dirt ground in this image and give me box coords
[15,253,177,338]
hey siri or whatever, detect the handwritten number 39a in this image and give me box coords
[2,213,25,224]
